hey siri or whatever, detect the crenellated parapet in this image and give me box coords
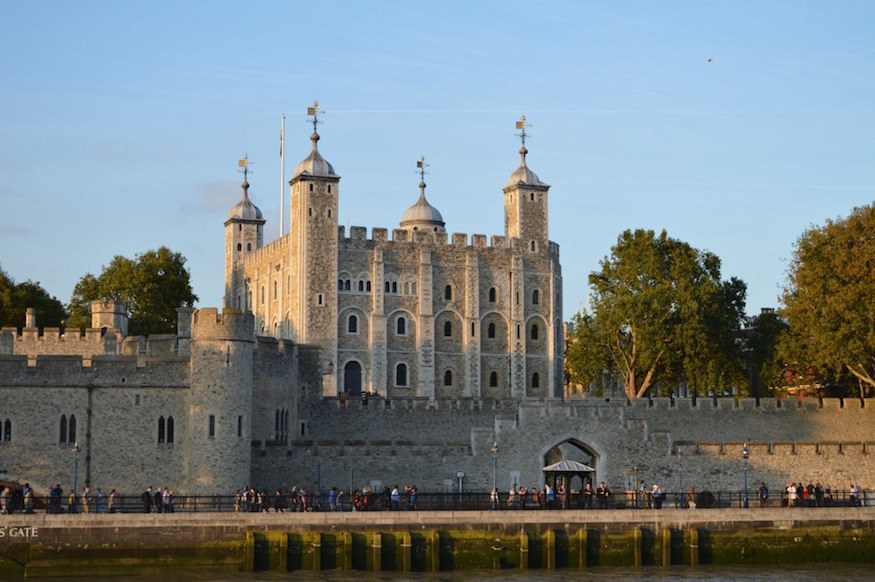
[338,225,560,256]
[0,326,124,358]
[0,353,189,387]
[190,308,255,343]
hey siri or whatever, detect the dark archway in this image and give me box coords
[543,439,598,497]
[343,361,362,395]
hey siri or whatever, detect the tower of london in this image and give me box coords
[224,110,564,401]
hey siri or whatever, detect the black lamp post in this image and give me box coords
[742,443,750,508]
[71,441,81,513]
[678,449,684,508]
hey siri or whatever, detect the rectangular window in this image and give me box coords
[135,394,140,406]
[208,415,215,438]
[237,415,243,438]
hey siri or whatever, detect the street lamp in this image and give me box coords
[742,443,750,508]
[678,449,684,508]
[491,440,499,492]
[71,441,81,513]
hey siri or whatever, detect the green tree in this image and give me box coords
[566,229,747,400]
[0,263,67,330]
[67,247,198,336]
[781,204,875,399]
[743,309,789,397]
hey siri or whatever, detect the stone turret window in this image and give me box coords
[532,289,540,305]
[444,370,453,386]
[532,373,540,388]
[530,241,536,252]
[237,243,242,251]
[531,324,539,340]
[345,280,351,291]
[348,315,358,334]
[489,287,497,303]
[2,420,10,442]
[208,415,215,438]
[487,323,496,339]
[489,371,498,387]
[444,321,452,337]
[309,184,314,192]
[158,417,165,443]
[366,281,371,292]
[396,316,406,336]
[158,416,175,444]
[247,243,252,251]
[444,285,452,300]
[395,363,408,387]
[358,280,364,292]
[59,415,67,443]
[392,282,398,294]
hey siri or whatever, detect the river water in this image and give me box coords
[25,564,875,581]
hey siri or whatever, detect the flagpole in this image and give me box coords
[280,113,285,236]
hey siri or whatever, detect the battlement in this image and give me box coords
[0,353,189,387]
[337,225,559,254]
[0,326,124,358]
[190,308,255,342]
[237,235,290,268]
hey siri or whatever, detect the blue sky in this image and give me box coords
[2,1,873,319]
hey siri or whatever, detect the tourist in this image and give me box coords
[531,486,541,509]
[850,483,861,507]
[23,483,34,514]
[490,487,499,510]
[164,488,174,513]
[686,487,697,509]
[81,486,92,514]
[638,480,646,508]
[545,483,555,509]
[408,486,417,511]
[597,482,610,509]
[49,485,62,514]
[558,484,567,509]
[582,481,593,509]
[518,486,528,509]
[337,489,346,511]
[786,483,797,508]
[391,485,401,511]
[142,486,153,513]
[108,489,117,513]
[0,485,10,514]
[154,487,163,513]
[328,487,338,511]
[758,482,769,507]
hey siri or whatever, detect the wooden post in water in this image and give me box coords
[661,528,672,567]
[633,527,642,567]
[307,532,322,571]
[577,529,588,569]
[368,531,382,572]
[424,530,439,572]
[689,529,699,566]
[269,531,287,571]
[519,531,529,569]
[244,532,255,572]
[339,531,352,570]
[545,529,556,569]
[399,531,411,572]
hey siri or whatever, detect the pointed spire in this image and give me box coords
[307,100,323,150]
[416,155,428,197]
[515,114,531,166]
[238,153,251,193]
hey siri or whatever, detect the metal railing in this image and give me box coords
[0,488,866,514]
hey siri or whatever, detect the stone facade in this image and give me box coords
[0,119,873,500]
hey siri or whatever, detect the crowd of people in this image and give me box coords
[230,484,420,512]
[778,482,863,507]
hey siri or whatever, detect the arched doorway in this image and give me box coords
[343,361,362,395]
[543,439,598,497]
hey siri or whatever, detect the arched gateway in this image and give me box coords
[543,438,598,494]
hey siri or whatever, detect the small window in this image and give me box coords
[385,281,390,293]
[59,415,67,444]
[158,416,166,444]
[392,281,398,294]
[339,279,344,291]
[69,415,76,443]
[328,184,332,193]
[348,315,358,334]
[444,370,453,386]
[444,285,452,300]
[309,183,314,192]
[444,321,452,337]
[366,281,371,292]
[308,207,313,217]
[167,417,174,444]
[533,289,540,305]
[328,209,332,218]
[489,287,496,303]
[516,325,521,340]
[3,420,10,442]
[530,241,536,252]
[404,282,409,294]
[397,316,406,336]
[358,280,364,292]
[489,371,498,387]
[412,283,417,294]
[345,279,351,291]
[238,224,242,231]
[487,322,496,338]
[318,294,324,306]
[531,324,539,340]
[530,192,535,201]
[396,363,408,386]
[247,243,252,251]
[209,415,216,437]
[237,243,242,251]
[135,394,140,406]
[237,415,243,438]
[274,281,278,299]
[532,373,540,388]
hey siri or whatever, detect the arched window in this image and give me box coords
[489,371,498,387]
[3,420,10,442]
[444,370,453,386]
[366,281,371,292]
[531,324,539,340]
[158,416,166,444]
[358,280,364,292]
[344,280,351,291]
[530,192,535,201]
[396,316,406,336]
[167,417,174,444]
[412,282,417,295]
[309,183,314,192]
[348,315,358,334]
[444,321,452,337]
[247,243,252,251]
[68,415,76,443]
[396,363,408,386]
[274,280,278,299]
[532,289,539,305]
[444,285,452,300]
[530,241,536,252]
[339,279,344,290]
[385,281,390,293]
[532,373,540,388]
[488,322,496,339]
[237,243,242,251]
[59,415,67,444]
[488,287,497,303]
[392,282,398,294]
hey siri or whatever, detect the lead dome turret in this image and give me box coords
[226,178,264,222]
[401,157,445,233]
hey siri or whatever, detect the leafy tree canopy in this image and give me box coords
[566,229,747,400]
[67,247,198,336]
[0,263,67,330]
[780,204,875,398]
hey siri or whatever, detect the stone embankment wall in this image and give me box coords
[0,509,873,576]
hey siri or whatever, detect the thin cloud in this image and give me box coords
[180,179,240,214]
